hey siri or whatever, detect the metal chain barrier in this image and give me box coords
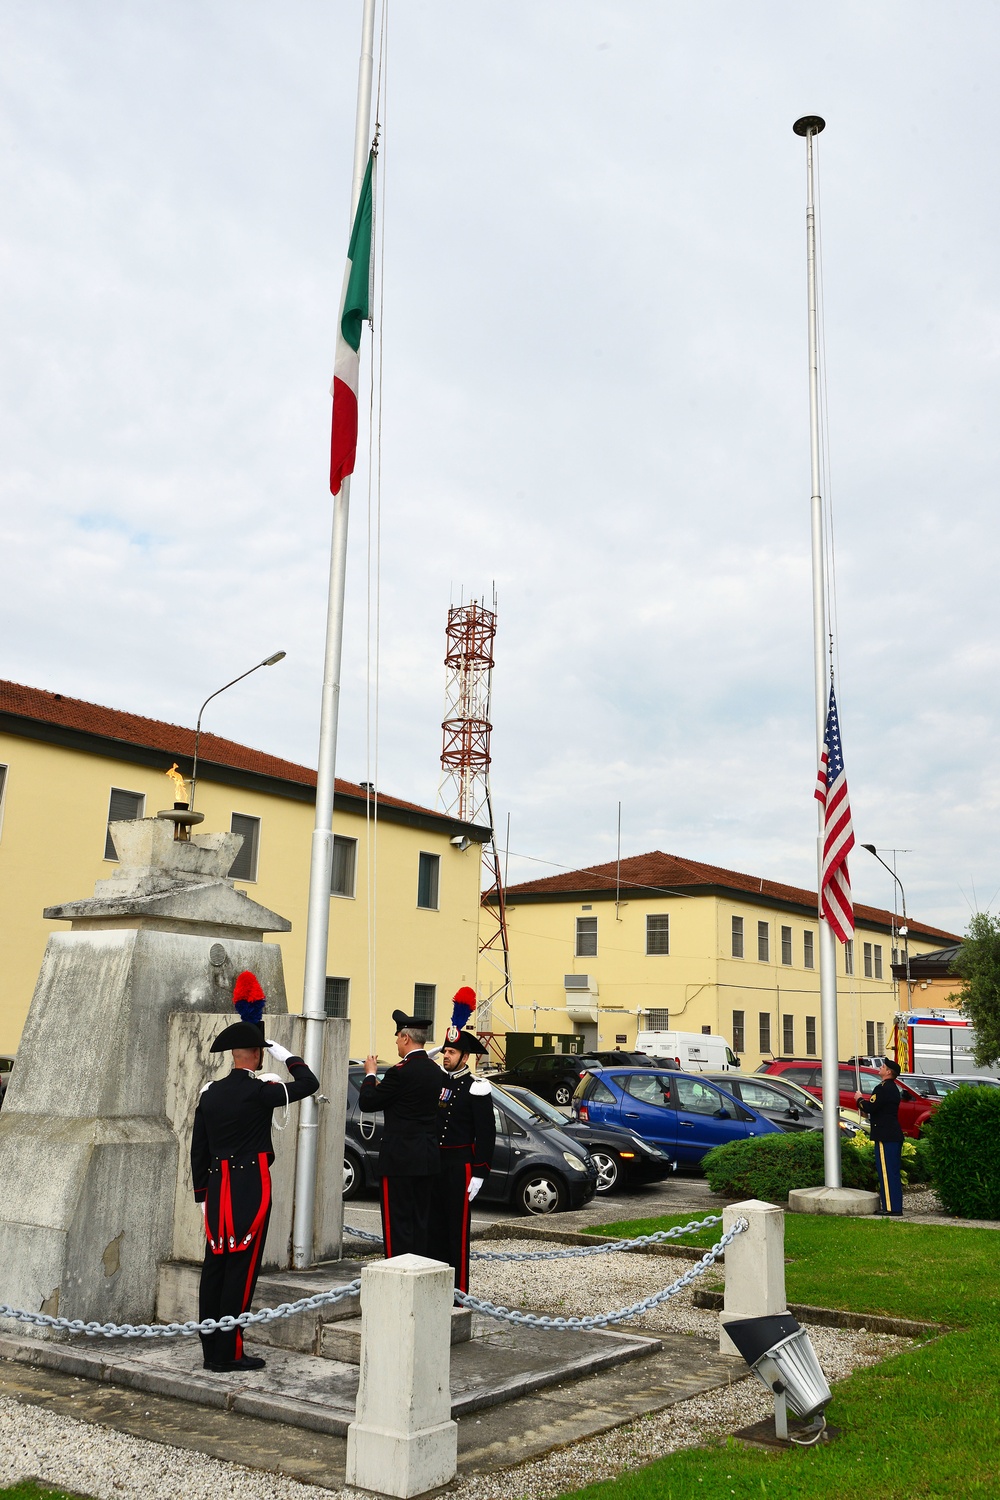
[454,1219,746,1330]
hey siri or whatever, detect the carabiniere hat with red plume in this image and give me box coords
[444,986,487,1055]
[211,971,268,1053]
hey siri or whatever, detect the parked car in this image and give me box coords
[343,1067,598,1215]
[928,1073,1000,1089]
[500,1084,674,1193]
[900,1074,959,1098]
[756,1059,939,1138]
[493,1051,651,1107]
[0,1055,14,1109]
[571,1067,785,1166]
[699,1071,864,1137]
[635,1031,740,1071]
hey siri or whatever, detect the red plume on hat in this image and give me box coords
[449,986,477,1034]
[232,971,265,1027]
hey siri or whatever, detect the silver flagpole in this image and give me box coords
[793,114,841,1188]
[292,0,378,1270]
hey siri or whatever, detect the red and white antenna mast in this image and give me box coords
[438,591,512,1044]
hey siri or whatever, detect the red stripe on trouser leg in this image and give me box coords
[220,1160,234,1248]
[381,1177,393,1257]
[235,1227,266,1361]
[457,1163,472,1293]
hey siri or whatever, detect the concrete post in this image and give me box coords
[719,1199,787,1356]
[346,1254,457,1498]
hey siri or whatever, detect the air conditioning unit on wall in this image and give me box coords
[564,973,598,1023]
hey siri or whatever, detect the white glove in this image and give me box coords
[266,1040,294,1064]
[467,1176,484,1202]
[200,1201,208,1232]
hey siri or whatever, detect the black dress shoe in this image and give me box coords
[204,1354,267,1372]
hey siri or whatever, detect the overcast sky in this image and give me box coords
[3,1,999,935]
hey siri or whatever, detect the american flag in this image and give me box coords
[814,685,855,943]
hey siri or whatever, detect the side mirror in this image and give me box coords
[714,1107,731,1119]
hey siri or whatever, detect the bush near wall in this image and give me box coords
[924,1085,1000,1219]
[702,1130,877,1201]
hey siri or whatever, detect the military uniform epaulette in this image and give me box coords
[470,1078,491,1096]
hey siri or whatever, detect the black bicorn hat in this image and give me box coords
[211,1020,267,1053]
[444,1027,488,1055]
[391,1009,428,1034]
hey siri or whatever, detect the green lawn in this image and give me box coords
[564,1213,1000,1499]
[0,1486,94,1500]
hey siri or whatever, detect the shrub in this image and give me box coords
[702,1129,875,1201]
[848,1132,923,1187]
[924,1084,1000,1218]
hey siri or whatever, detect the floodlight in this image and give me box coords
[725,1313,832,1445]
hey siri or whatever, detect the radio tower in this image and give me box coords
[438,591,512,1046]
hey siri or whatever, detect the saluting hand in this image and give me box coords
[364,1054,379,1076]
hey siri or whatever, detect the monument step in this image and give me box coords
[320,1306,471,1363]
[155,1259,366,1354]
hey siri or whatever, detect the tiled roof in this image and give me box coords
[0,678,453,824]
[504,849,960,945]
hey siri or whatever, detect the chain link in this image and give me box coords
[343,1214,727,1262]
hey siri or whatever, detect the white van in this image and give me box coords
[635,1031,740,1072]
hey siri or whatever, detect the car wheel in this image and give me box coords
[553,1083,573,1106]
[516,1172,568,1215]
[590,1149,621,1193]
[343,1149,364,1201]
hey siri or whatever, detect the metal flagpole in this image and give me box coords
[291,0,378,1270]
[794,113,841,1188]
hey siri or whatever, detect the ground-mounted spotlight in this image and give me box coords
[725,1312,832,1446]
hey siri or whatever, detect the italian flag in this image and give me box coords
[330,151,374,495]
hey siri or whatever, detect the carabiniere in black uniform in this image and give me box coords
[428,1027,495,1294]
[857,1066,904,1216]
[191,1018,318,1368]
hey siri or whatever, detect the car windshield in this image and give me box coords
[498,1086,565,1125]
[496,1088,551,1128]
[902,1075,955,1097]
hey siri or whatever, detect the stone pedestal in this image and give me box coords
[346,1255,458,1498]
[719,1199,787,1356]
[788,1185,879,1216]
[0,819,300,1336]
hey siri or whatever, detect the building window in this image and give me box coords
[731,916,744,958]
[732,1011,745,1052]
[104,788,145,859]
[324,977,350,1018]
[759,1013,771,1053]
[702,1025,712,1035]
[413,983,436,1033]
[877,1021,886,1053]
[803,930,815,970]
[874,944,884,980]
[0,764,7,842]
[782,1015,794,1054]
[576,916,598,957]
[645,1007,670,1030]
[866,1020,876,1054]
[757,921,769,962]
[229,813,260,882]
[805,1016,816,1054]
[646,914,670,955]
[863,942,873,979]
[781,926,792,966]
[845,939,854,976]
[331,835,358,897]
[417,852,440,910]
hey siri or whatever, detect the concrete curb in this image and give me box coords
[691,1290,945,1339]
[475,1222,714,1261]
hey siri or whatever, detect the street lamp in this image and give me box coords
[189,652,287,811]
[860,843,911,1015]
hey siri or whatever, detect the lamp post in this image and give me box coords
[189,652,287,811]
[860,843,911,1014]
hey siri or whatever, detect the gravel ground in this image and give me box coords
[0,1235,915,1500]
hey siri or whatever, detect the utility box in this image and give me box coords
[503,1031,586,1069]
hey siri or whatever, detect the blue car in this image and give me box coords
[571,1067,785,1166]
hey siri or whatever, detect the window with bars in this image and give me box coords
[759,1012,772,1053]
[845,939,854,976]
[866,1020,876,1054]
[877,1021,886,1053]
[646,914,670,955]
[874,944,884,980]
[731,916,744,958]
[732,1010,745,1052]
[104,788,145,859]
[331,835,358,897]
[757,921,769,962]
[803,930,815,969]
[781,926,792,965]
[805,1016,817,1054]
[413,983,436,1032]
[864,942,873,978]
[324,977,350,1019]
[645,1007,670,1030]
[782,1015,795,1053]
[417,852,440,910]
[229,813,260,882]
[576,916,598,957]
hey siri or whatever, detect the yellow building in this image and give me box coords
[491,850,960,1070]
[0,680,488,1059]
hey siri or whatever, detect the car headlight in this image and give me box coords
[562,1151,587,1172]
